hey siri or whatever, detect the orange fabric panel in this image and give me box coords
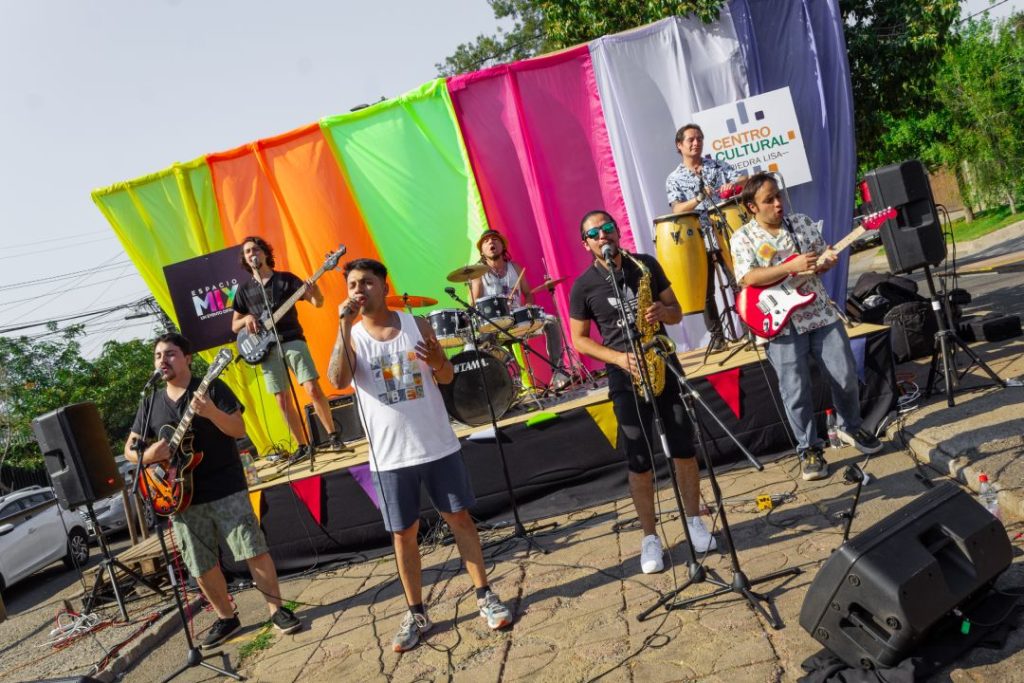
[207,124,380,402]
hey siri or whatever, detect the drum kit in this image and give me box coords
[390,263,576,427]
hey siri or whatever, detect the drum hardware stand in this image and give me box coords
[639,339,800,628]
[445,288,556,554]
[920,265,1014,406]
[131,386,243,682]
[536,261,599,393]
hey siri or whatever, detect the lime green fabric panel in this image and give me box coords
[321,79,488,305]
[91,159,286,454]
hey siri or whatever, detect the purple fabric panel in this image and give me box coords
[729,0,856,304]
[348,463,379,509]
[850,336,867,384]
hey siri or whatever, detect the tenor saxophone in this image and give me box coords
[620,251,666,398]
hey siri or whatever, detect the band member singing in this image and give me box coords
[730,173,883,480]
[125,333,300,649]
[327,258,512,652]
[569,211,716,574]
[231,236,341,460]
[469,228,569,388]
[666,123,746,351]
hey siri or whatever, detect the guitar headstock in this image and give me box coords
[207,348,234,379]
[862,207,897,231]
[324,244,348,271]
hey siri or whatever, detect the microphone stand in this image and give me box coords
[539,256,598,392]
[446,288,554,555]
[130,381,242,682]
[837,464,870,547]
[640,345,800,628]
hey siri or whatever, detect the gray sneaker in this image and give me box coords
[477,590,512,630]
[392,610,431,652]
[800,447,828,481]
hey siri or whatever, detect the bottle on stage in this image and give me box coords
[826,409,842,449]
[978,473,1000,520]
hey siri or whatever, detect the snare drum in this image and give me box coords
[475,295,513,334]
[509,305,546,338]
[427,309,468,349]
[653,212,707,315]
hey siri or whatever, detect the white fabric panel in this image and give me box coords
[591,15,749,350]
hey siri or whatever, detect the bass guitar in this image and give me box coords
[737,207,896,339]
[138,348,235,516]
[236,245,347,364]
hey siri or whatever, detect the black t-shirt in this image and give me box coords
[232,271,306,343]
[569,252,673,389]
[131,377,248,507]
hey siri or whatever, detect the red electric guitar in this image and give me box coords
[137,348,234,516]
[737,207,896,339]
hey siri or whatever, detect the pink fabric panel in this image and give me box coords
[448,46,630,368]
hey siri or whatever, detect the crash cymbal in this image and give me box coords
[385,294,438,309]
[529,276,569,295]
[446,263,488,283]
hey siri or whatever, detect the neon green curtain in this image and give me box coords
[321,79,488,306]
[91,159,287,452]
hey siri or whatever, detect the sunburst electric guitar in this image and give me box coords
[137,348,235,516]
[737,208,896,339]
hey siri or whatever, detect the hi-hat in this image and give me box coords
[386,294,438,309]
[446,263,488,283]
[529,276,568,295]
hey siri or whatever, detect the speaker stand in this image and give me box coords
[82,503,166,621]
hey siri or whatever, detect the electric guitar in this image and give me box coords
[236,245,346,364]
[137,348,234,516]
[737,208,896,339]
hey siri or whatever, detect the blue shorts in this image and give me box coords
[371,450,476,532]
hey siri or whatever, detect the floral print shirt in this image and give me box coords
[665,158,740,220]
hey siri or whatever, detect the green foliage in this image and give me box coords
[0,328,157,468]
[436,0,549,76]
[540,0,724,48]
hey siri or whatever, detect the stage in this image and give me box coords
[225,323,897,574]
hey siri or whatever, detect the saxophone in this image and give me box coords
[620,251,665,398]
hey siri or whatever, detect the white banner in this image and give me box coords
[693,86,812,187]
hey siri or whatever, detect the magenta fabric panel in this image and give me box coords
[448,46,630,363]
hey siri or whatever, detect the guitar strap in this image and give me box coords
[783,216,848,322]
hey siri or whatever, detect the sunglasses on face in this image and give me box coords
[584,222,616,240]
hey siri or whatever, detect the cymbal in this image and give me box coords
[529,276,569,295]
[446,263,488,283]
[386,294,438,309]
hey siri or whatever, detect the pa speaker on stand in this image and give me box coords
[32,402,123,508]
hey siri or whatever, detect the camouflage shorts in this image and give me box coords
[171,490,268,577]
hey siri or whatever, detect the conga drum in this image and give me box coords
[653,212,707,315]
[711,197,749,274]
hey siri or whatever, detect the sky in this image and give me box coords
[0,0,1021,357]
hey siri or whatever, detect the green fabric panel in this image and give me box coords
[91,159,288,454]
[321,79,488,307]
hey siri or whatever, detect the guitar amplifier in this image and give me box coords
[303,395,364,446]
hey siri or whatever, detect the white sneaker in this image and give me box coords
[687,516,718,553]
[640,534,664,574]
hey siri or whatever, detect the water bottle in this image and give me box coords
[240,450,261,486]
[978,473,1000,520]
[826,409,842,449]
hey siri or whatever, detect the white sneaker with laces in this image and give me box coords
[687,516,718,553]
[640,534,664,574]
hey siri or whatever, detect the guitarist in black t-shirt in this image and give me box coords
[125,333,301,649]
[231,236,341,460]
[568,210,717,576]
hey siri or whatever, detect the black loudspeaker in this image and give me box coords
[800,483,1011,669]
[31,402,123,509]
[303,395,365,446]
[861,160,946,274]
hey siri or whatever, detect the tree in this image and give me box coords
[436,0,550,76]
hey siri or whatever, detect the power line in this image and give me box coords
[0,297,151,335]
[0,252,126,325]
[0,260,132,292]
[0,235,117,261]
[960,0,1017,23]
[0,271,137,308]
[5,229,110,250]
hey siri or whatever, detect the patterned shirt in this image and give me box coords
[730,213,837,336]
[665,158,740,217]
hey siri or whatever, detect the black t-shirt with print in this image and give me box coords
[232,271,306,343]
[131,377,247,507]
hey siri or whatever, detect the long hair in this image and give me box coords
[239,235,275,270]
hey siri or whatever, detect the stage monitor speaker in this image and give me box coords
[31,402,123,509]
[799,482,1011,670]
[860,160,946,274]
[304,395,365,447]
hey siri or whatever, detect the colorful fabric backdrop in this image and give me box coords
[92,0,854,455]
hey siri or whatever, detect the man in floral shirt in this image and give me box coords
[666,123,745,351]
[730,173,882,480]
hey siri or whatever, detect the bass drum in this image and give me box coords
[440,350,515,426]
[653,212,707,315]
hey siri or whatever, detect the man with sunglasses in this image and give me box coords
[666,123,745,352]
[569,211,717,574]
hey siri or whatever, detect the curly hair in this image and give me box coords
[239,235,275,270]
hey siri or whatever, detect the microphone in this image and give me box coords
[141,369,163,394]
[601,244,615,263]
[248,254,260,269]
[444,286,457,297]
[642,334,676,355]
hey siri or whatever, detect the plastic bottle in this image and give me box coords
[826,409,842,449]
[978,473,1000,520]
[241,450,261,486]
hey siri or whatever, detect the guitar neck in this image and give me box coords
[829,226,866,255]
[168,376,215,451]
[269,265,327,326]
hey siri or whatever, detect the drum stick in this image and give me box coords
[509,266,526,301]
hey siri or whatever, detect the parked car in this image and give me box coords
[80,458,153,538]
[0,486,90,593]
[850,228,883,254]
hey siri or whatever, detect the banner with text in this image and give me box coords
[164,245,249,353]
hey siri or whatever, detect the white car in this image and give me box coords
[80,458,151,538]
[0,486,91,593]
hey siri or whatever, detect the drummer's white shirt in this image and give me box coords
[479,261,523,305]
[350,311,460,472]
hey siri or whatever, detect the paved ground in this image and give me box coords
[3,226,1024,683]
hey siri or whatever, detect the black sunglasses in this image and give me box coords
[583,222,616,240]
